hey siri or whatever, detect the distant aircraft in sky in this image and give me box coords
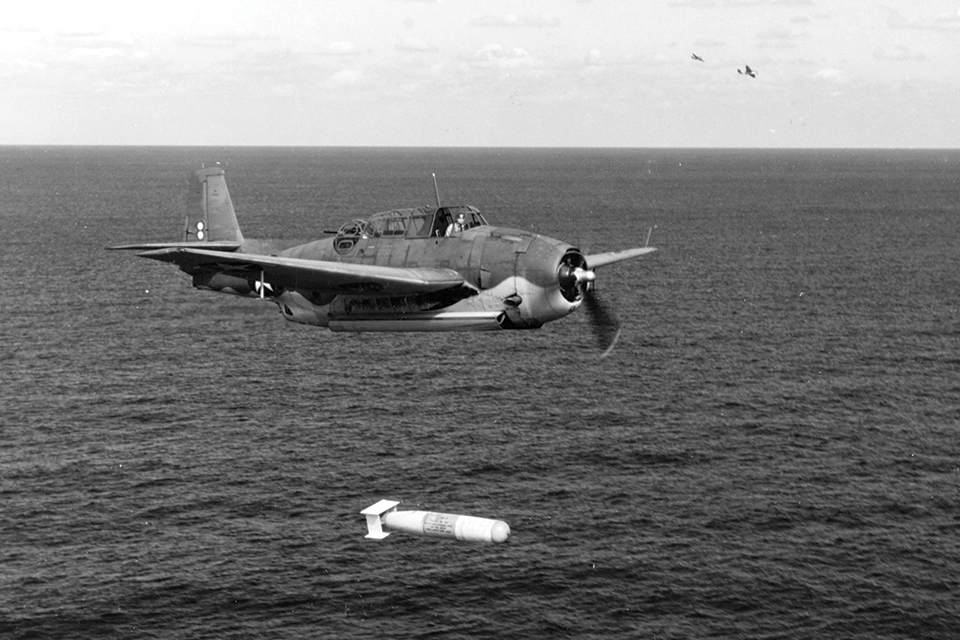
[691,53,704,62]
[738,65,757,78]
[111,167,656,353]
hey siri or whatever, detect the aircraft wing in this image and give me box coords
[136,247,466,296]
[586,247,656,269]
[110,241,243,251]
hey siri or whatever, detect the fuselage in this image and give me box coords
[194,204,587,332]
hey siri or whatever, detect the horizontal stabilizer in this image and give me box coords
[361,499,401,539]
[586,247,656,269]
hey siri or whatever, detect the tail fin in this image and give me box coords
[109,166,244,252]
[185,167,244,244]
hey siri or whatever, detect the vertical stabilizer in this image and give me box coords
[185,167,244,244]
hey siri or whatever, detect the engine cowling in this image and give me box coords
[509,237,586,327]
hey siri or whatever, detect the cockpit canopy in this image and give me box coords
[334,205,487,253]
[367,205,486,239]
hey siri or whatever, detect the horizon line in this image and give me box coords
[1,143,958,151]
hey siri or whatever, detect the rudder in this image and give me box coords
[185,167,244,244]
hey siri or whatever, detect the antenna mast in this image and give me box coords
[432,173,441,208]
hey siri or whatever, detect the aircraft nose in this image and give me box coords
[556,250,593,302]
[513,237,584,325]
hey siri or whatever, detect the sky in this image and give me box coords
[2,0,959,148]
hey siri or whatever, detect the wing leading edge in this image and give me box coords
[137,247,466,296]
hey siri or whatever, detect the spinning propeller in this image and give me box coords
[582,286,622,357]
[557,251,622,357]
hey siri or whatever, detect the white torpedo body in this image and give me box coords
[361,499,510,544]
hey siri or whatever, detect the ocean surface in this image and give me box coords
[2,146,958,639]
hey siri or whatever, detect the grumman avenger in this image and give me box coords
[111,167,656,352]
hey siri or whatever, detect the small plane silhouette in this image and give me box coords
[691,53,704,62]
[738,65,757,78]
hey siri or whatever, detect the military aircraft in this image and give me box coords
[111,167,655,352]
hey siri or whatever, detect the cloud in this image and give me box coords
[395,37,437,53]
[888,8,960,31]
[475,44,530,62]
[692,37,725,48]
[326,69,362,88]
[467,44,536,74]
[757,26,800,48]
[65,46,126,61]
[668,0,765,6]
[470,14,560,28]
[814,67,843,82]
[0,21,41,34]
[874,44,923,62]
[176,32,276,49]
[470,44,533,70]
[323,41,359,56]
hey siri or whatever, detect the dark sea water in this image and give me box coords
[2,146,959,639]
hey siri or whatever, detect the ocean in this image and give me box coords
[2,146,958,638]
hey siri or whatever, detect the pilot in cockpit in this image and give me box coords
[445,212,466,236]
